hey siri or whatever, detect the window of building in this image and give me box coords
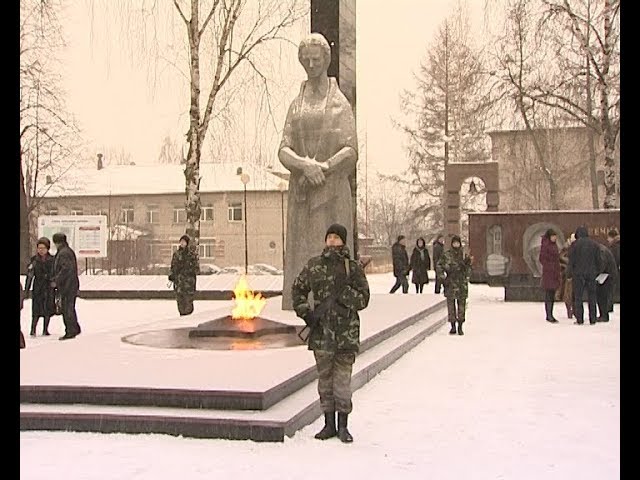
[120,206,134,223]
[201,205,214,222]
[173,207,186,223]
[147,206,159,224]
[227,202,243,222]
[44,207,58,216]
[199,239,215,259]
[70,208,83,216]
[487,225,503,256]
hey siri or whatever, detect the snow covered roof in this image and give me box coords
[42,163,289,198]
[469,209,620,215]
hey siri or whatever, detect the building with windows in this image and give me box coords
[37,162,289,269]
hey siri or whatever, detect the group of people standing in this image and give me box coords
[21,233,82,344]
[389,234,448,295]
[539,227,620,325]
[390,233,473,336]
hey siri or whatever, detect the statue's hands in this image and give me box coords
[302,161,326,186]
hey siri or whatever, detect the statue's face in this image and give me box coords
[299,45,327,79]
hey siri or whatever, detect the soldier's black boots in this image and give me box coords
[314,412,337,440]
[30,317,38,336]
[449,322,457,335]
[457,322,464,335]
[42,317,51,336]
[337,412,353,443]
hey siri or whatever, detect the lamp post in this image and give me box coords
[240,172,250,275]
[278,181,287,271]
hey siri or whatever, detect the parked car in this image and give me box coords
[218,266,244,275]
[250,263,283,275]
[143,264,172,275]
[199,263,222,275]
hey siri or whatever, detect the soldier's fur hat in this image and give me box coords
[451,235,462,246]
[325,223,347,245]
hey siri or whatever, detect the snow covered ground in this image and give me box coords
[20,274,619,479]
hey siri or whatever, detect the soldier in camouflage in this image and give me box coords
[169,234,199,316]
[292,223,370,443]
[436,235,473,336]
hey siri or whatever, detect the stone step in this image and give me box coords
[21,300,446,411]
[20,307,448,442]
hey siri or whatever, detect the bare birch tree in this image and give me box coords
[536,0,620,208]
[87,0,306,247]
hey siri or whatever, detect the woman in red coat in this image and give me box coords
[539,229,561,323]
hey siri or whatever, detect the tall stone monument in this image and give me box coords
[278,33,358,310]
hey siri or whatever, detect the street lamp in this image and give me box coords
[240,172,250,275]
[278,181,287,271]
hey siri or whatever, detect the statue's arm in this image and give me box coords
[324,146,357,175]
[279,147,313,173]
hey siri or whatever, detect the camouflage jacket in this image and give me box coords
[170,246,199,295]
[292,246,370,353]
[436,248,472,300]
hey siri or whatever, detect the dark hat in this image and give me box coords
[397,235,406,242]
[36,237,51,249]
[179,234,190,245]
[325,223,347,245]
[451,235,462,246]
[608,228,619,238]
[52,232,67,244]
[544,228,556,239]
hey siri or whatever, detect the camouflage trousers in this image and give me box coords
[446,297,466,324]
[176,293,194,316]
[313,350,356,414]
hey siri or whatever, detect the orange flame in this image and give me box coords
[231,275,267,321]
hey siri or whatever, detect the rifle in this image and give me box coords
[297,258,351,342]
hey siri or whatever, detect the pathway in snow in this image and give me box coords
[20,281,619,480]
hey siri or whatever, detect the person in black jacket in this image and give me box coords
[410,237,431,293]
[51,232,81,340]
[389,235,410,294]
[607,228,620,312]
[24,237,56,336]
[568,226,602,325]
[596,243,617,323]
[432,234,445,294]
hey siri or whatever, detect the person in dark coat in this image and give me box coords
[51,232,81,340]
[410,237,431,293]
[596,243,617,323]
[539,229,561,323]
[20,282,26,349]
[292,223,370,443]
[24,237,55,336]
[169,234,199,315]
[389,235,410,294]
[432,234,445,294]
[568,226,602,325]
[607,228,620,312]
[558,234,576,319]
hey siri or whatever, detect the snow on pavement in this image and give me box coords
[20,278,619,479]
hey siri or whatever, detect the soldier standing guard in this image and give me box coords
[436,235,473,335]
[292,224,370,443]
[169,234,199,316]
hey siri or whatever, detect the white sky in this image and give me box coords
[57,0,489,176]
[20,277,619,479]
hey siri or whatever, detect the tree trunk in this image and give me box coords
[19,159,30,274]
[601,0,617,209]
[185,4,202,246]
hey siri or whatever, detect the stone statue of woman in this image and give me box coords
[279,33,358,310]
